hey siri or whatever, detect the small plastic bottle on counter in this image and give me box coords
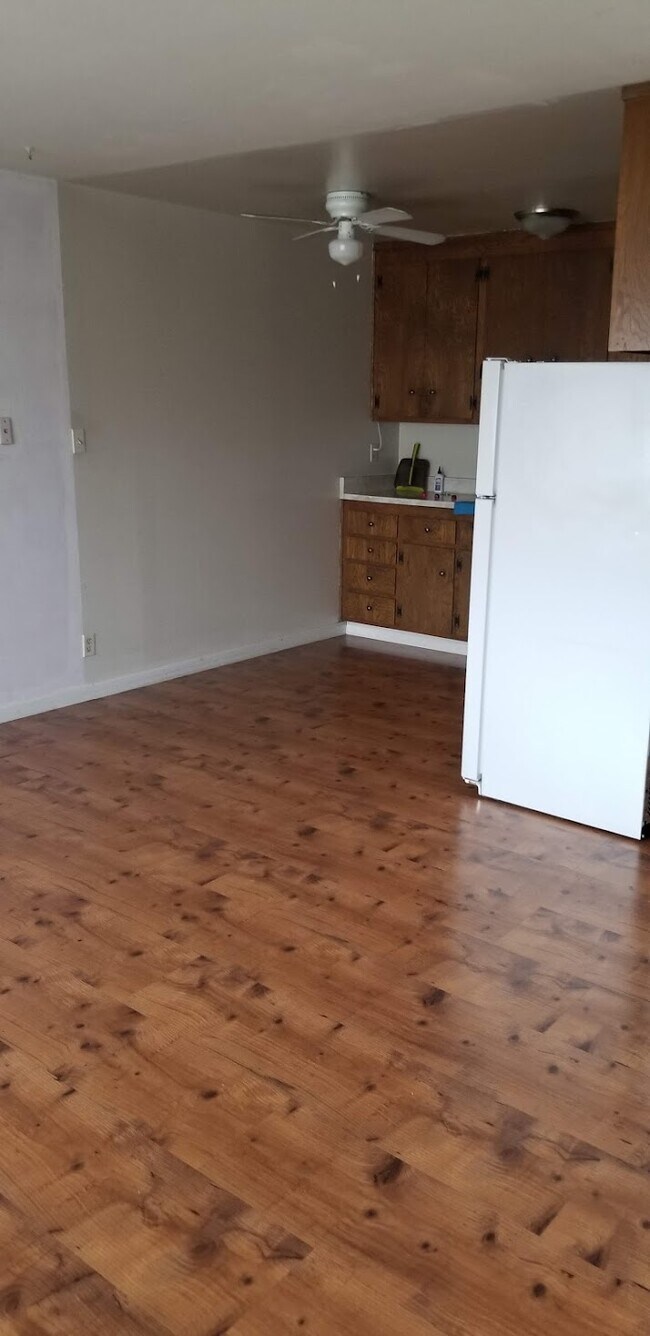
[433,467,445,501]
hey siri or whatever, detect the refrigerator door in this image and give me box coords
[464,360,650,839]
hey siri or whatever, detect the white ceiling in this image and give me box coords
[1,0,646,229]
[86,89,623,236]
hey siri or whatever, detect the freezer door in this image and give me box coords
[470,361,650,839]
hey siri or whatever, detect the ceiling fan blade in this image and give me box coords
[357,206,412,226]
[241,212,328,226]
[293,225,337,241]
[372,224,446,246]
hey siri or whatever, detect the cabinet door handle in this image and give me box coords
[397,550,404,564]
[454,614,460,629]
[367,546,374,554]
[366,603,373,612]
[427,388,436,396]
[396,604,402,617]
[367,520,375,528]
[456,557,463,572]
[408,388,417,396]
[438,569,447,578]
[366,574,373,582]
[424,526,431,533]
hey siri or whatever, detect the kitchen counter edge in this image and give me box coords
[341,492,459,510]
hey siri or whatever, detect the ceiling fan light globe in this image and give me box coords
[328,236,364,266]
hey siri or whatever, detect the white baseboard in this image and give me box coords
[345,622,467,656]
[0,621,345,724]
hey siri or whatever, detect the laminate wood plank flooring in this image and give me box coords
[0,637,648,1334]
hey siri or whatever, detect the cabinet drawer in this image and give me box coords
[343,561,396,596]
[344,505,398,539]
[343,535,397,565]
[341,591,395,627]
[398,512,456,547]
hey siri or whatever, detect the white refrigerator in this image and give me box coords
[462,359,650,840]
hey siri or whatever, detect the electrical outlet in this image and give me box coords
[0,417,14,445]
[71,426,86,455]
[82,632,96,658]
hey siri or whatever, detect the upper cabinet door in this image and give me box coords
[421,257,481,423]
[476,248,613,370]
[372,251,427,421]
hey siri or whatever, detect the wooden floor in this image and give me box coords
[0,638,648,1335]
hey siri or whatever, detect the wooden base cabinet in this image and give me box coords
[452,546,472,640]
[396,543,455,636]
[341,501,473,641]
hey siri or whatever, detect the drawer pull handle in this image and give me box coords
[368,520,375,528]
[424,526,431,533]
[367,546,374,554]
[438,569,446,578]
[427,388,436,396]
[366,574,373,582]
[366,603,373,612]
[408,388,416,396]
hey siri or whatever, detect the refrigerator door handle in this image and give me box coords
[476,494,496,501]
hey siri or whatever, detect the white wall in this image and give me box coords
[59,185,395,688]
[0,172,83,719]
[398,422,479,491]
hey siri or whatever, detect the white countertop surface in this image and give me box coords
[339,473,475,509]
[341,490,475,509]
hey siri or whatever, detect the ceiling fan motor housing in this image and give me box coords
[325,190,370,221]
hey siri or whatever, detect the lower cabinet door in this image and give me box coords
[395,543,455,637]
[341,590,395,627]
[452,548,472,640]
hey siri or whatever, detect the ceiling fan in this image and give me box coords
[241,190,445,266]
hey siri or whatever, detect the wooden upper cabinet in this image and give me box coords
[422,256,480,423]
[372,226,614,423]
[372,251,427,421]
[476,248,613,368]
[372,251,479,422]
[609,88,650,353]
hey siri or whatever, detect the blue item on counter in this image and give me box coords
[454,500,475,515]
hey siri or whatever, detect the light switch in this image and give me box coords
[0,417,14,445]
[71,426,86,455]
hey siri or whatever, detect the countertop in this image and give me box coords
[341,490,475,510]
[339,473,475,509]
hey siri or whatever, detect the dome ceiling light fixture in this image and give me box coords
[514,206,580,239]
